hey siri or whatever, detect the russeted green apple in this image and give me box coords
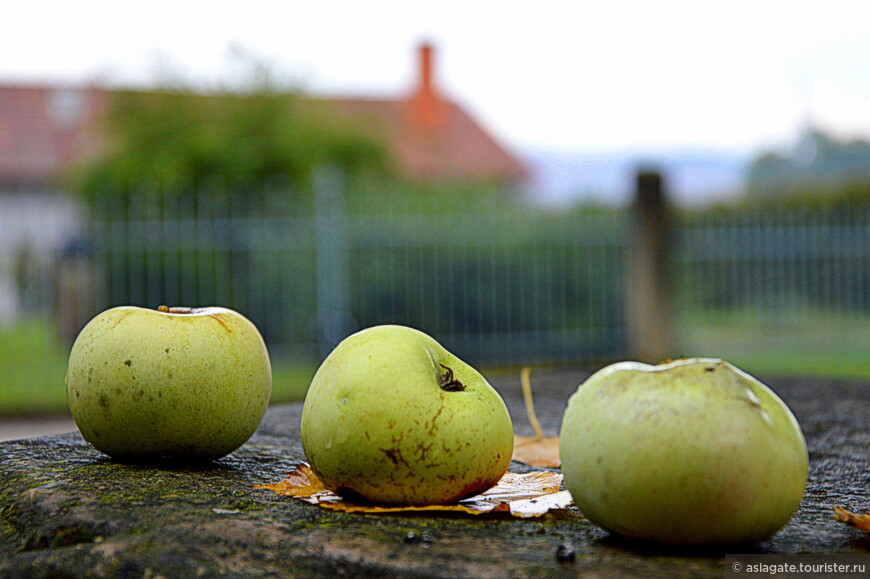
[66,305,272,461]
[301,325,514,505]
[560,358,808,545]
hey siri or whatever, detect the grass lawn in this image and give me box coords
[677,308,869,380]
[0,320,69,415]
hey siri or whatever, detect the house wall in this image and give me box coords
[0,189,84,325]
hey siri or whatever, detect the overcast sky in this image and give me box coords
[5,0,870,156]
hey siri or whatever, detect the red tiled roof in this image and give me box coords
[0,44,527,188]
[307,95,527,185]
[0,84,107,187]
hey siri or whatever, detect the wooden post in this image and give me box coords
[626,170,675,362]
[54,247,97,346]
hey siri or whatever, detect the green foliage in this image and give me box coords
[746,180,870,211]
[70,86,392,209]
[345,177,510,216]
[746,127,870,202]
[64,50,525,216]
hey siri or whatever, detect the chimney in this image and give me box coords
[418,42,435,97]
[411,41,442,131]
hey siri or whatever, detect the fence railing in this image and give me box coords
[74,207,629,365]
[674,200,868,373]
[677,204,868,313]
[1,174,868,413]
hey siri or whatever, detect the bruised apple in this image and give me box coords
[301,325,514,505]
[66,305,272,460]
[559,358,808,545]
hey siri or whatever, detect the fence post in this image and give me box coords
[626,170,676,362]
[53,236,97,346]
[314,165,352,356]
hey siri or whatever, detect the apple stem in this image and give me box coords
[520,367,544,439]
[438,364,465,392]
[157,305,196,314]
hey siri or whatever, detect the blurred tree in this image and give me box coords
[63,57,394,332]
[746,127,870,202]
[70,61,392,211]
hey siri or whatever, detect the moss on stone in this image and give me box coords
[0,373,868,577]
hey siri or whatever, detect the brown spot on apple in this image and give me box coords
[108,311,134,330]
[209,314,233,333]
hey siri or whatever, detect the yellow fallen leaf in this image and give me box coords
[255,463,571,517]
[511,367,562,468]
[834,506,870,532]
[513,435,561,468]
[256,463,326,497]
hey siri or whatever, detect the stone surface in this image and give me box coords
[1,368,868,577]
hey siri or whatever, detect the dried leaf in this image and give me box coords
[256,464,326,498]
[512,435,561,467]
[255,463,571,517]
[834,505,870,532]
[508,490,574,518]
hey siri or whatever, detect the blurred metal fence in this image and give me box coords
[71,197,629,365]
[675,202,869,369]
[1,177,868,413]
[678,204,868,313]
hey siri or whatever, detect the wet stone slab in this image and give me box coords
[1,369,868,577]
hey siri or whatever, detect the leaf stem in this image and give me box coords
[520,367,544,439]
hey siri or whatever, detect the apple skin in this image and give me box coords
[559,358,808,545]
[301,325,514,505]
[66,306,272,461]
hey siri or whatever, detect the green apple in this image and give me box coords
[66,305,272,461]
[559,358,808,545]
[301,325,514,505]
